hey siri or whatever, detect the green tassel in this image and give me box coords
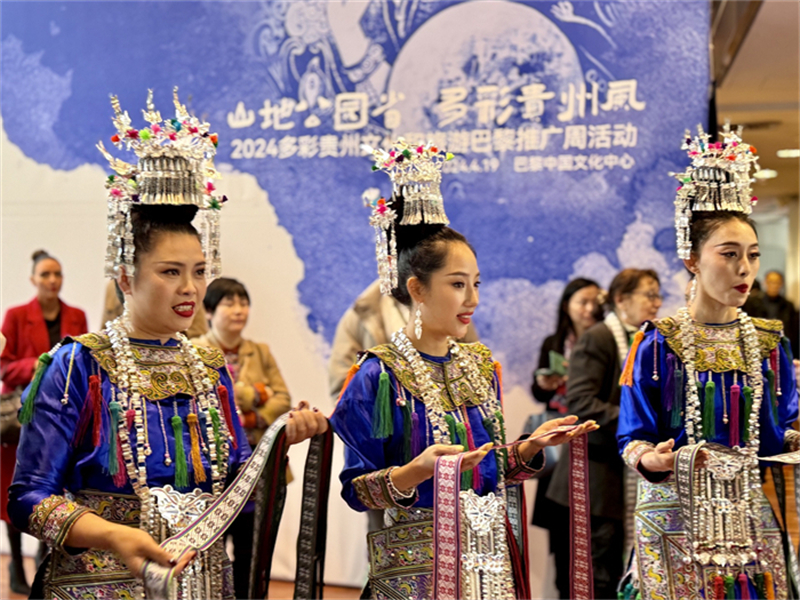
[755,573,765,598]
[402,402,412,463]
[455,422,472,490]
[672,369,684,429]
[494,410,508,471]
[782,337,794,361]
[108,401,121,475]
[767,369,778,423]
[742,386,754,443]
[372,371,393,439]
[623,583,634,600]
[702,378,716,440]
[444,414,458,446]
[208,406,223,464]
[19,353,52,424]
[482,416,497,444]
[724,575,735,599]
[171,415,189,489]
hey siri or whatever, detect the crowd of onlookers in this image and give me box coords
[2,249,798,596]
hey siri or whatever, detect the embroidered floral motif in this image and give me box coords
[655,317,782,373]
[785,429,800,452]
[622,440,655,471]
[75,332,223,400]
[74,491,141,525]
[30,495,95,549]
[368,342,494,411]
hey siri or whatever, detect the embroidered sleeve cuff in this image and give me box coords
[622,440,671,483]
[505,444,545,483]
[784,429,800,452]
[352,468,419,510]
[29,495,95,550]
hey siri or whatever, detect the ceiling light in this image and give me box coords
[753,169,778,180]
[777,149,800,158]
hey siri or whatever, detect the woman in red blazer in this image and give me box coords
[0,250,87,594]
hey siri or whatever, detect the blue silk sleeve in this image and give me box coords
[8,342,92,532]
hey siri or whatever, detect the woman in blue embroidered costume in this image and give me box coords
[8,89,327,600]
[331,141,597,600]
[617,125,799,600]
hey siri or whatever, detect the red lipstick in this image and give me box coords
[734,284,749,294]
[457,312,473,324]
[172,301,195,318]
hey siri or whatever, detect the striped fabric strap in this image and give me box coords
[433,453,464,600]
[570,433,595,600]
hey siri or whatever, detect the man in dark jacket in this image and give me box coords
[763,270,799,357]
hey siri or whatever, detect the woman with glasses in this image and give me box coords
[545,268,662,599]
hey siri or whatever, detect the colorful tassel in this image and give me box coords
[713,575,724,600]
[782,337,794,361]
[73,374,103,447]
[460,408,483,492]
[186,413,207,484]
[737,573,751,599]
[337,363,360,402]
[411,411,422,457]
[766,369,777,422]
[112,434,126,488]
[126,408,135,432]
[444,414,458,446]
[620,330,645,387]
[764,571,775,599]
[742,386,754,443]
[455,422,472,490]
[723,574,734,599]
[754,573,765,598]
[402,403,412,463]
[216,385,238,449]
[494,410,509,471]
[209,406,223,462]
[730,381,741,447]
[372,371,393,439]
[19,353,53,424]
[493,361,504,397]
[171,415,189,489]
[108,400,121,475]
[703,378,716,440]
[482,416,497,444]
[672,367,684,429]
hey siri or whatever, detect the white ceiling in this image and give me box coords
[716,0,800,210]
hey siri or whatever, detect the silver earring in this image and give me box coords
[689,277,697,306]
[414,305,423,339]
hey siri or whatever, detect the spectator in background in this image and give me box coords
[763,270,799,357]
[192,276,291,600]
[529,278,602,595]
[1,250,88,595]
[101,278,208,338]
[546,268,662,599]
[742,278,766,318]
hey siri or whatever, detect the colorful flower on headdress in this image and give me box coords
[671,123,761,259]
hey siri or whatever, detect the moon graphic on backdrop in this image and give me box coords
[387,0,585,135]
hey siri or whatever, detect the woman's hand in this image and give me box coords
[536,374,566,391]
[639,439,708,473]
[285,400,329,445]
[109,525,195,579]
[519,415,598,461]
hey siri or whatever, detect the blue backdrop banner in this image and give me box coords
[1,0,709,391]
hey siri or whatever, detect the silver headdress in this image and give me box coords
[672,123,760,259]
[362,138,454,295]
[97,87,225,279]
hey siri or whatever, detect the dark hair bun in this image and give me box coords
[131,204,198,225]
[31,249,50,263]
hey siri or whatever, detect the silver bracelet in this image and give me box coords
[386,466,416,499]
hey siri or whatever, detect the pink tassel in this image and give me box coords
[73,375,102,447]
[411,411,422,457]
[217,385,238,449]
[738,573,751,599]
[112,434,127,488]
[126,409,135,431]
[730,382,741,447]
[461,412,483,492]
